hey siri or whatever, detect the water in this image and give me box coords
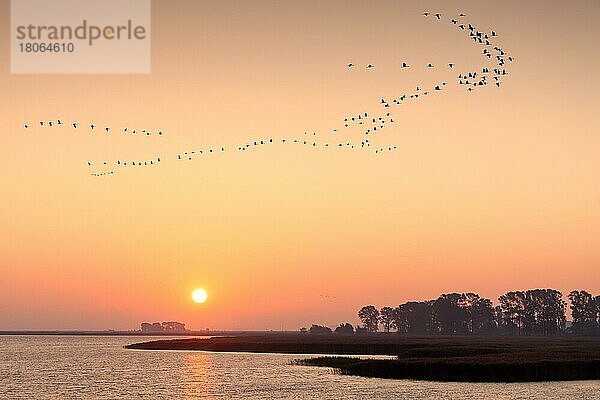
[0,336,597,399]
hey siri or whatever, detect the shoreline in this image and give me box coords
[124,334,600,382]
[0,330,266,337]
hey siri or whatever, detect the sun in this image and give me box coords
[192,288,208,303]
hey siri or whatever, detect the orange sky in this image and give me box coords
[0,0,599,330]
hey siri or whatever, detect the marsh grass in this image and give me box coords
[126,334,600,381]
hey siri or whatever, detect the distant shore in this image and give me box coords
[125,334,600,382]
[0,330,263,337]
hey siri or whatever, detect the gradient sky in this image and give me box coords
[0,0,599,330]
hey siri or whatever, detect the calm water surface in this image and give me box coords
[0,336,598,399]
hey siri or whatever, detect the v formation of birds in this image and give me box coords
[22,11,514,177]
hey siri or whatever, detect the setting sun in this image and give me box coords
[192,289,208,303]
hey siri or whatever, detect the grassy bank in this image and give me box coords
[296,356,600,382]
[125,334,600,382]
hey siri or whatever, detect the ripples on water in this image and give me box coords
[0,336,598,399]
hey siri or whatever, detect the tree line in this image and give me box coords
[355,289,599,336]
[140,321,187,332]
[303,289,599,336]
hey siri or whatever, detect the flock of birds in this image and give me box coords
[23,121,166,136]
[23,11,514,177]
[345,12,513,93]
[348,62,457,69]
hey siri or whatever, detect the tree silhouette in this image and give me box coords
[334,323,355,334]
[493,305,505,333]
[533,289,566,335]
[499,289,566,336]
[568,290,597,335]
[393,302,432,335]
[433,293,468,335]
[358,305,380,332]
[379,307,395,332]
[309,324,332,334]
[460,293,495,334]
[499,291,527,335]
[392,305,408,334]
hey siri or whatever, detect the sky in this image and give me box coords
[0,0,599,330]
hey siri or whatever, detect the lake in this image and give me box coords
[0,336,597,399]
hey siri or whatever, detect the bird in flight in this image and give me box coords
[448,63,455,68]
[423,12,430,17]
[347,63,354,68]
[435,13,441,19]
